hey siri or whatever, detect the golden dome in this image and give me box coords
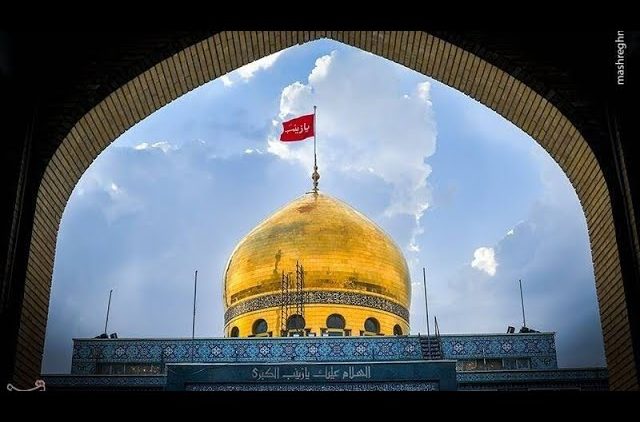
[223,192,411,337]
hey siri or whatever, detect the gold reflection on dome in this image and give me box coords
[223,192,411,337]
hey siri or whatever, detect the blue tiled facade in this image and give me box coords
[440,333,558,369]
[186,382,439,391]
[458,368,609,383]
[43,375,165,389]
[43,333,608,391]
[70,336,423,374]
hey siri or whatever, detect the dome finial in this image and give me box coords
[312,164,320,193]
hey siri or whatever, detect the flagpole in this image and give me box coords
[312,105,319,193]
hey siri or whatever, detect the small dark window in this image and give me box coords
[287,314,306,330]
[111,363,125,375]
[230,326,239,337]
[393,324,403,335]
[252,319,268,335]
[125,363,162,375]
[326,314,346,329]
[96,363,111,375]
[503,358,517,370]
[476,358,502,371]
[364,317,380,334]
[462,360,477,371]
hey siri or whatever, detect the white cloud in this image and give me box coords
[308,54,332,83]
[133,141,174,153]
[471,246,498,276]
[417,81,432,103]
[237,51,284,81]
[267,49,437,253]
[507,228,514,236]
[408,217,425,252]
[220,75,233,87]
[216,49,287,88]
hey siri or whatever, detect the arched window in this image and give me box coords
[287,314,306,330]
[326,314,346,329]
[393,324,403,335]
[230,326,239,337]
[364,317,380,334]
[252,319,268,335]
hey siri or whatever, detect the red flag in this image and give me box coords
[280,113,315,142]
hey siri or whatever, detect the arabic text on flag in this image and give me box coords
[280,113,314,142]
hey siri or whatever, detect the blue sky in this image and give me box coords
[42,39,606,373]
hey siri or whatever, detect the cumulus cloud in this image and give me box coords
[471,246,498,276]
[134,141,174,153]
[215,50,286,87]
[267,49,437,253]
[238,51,283,80]
[220,75,233,87]
[222,50,286,82]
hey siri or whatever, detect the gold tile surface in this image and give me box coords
[223,192,412,336]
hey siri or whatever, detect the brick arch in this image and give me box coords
[15,31,635,389]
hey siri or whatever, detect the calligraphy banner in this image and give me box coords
[166,360,457,391]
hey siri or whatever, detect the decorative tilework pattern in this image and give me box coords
[54,334,608,391]
[71,334,563,374]
[71,336,423,374]
[441,334,558,369]
[43,375,166,387]
[457,369,609,383]
[224,290,410,323]
[186,382,438,391]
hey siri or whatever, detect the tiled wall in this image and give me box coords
[71,333,558,374]
[441,333,557,369]
[71,336,423,374]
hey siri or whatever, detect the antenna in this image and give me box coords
[104,289,113,335]
[191,270,198,362]
[192,270,198,340]
[519,279,527,329]
[423,267,430,338]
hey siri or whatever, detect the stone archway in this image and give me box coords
[13,31,637,390]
